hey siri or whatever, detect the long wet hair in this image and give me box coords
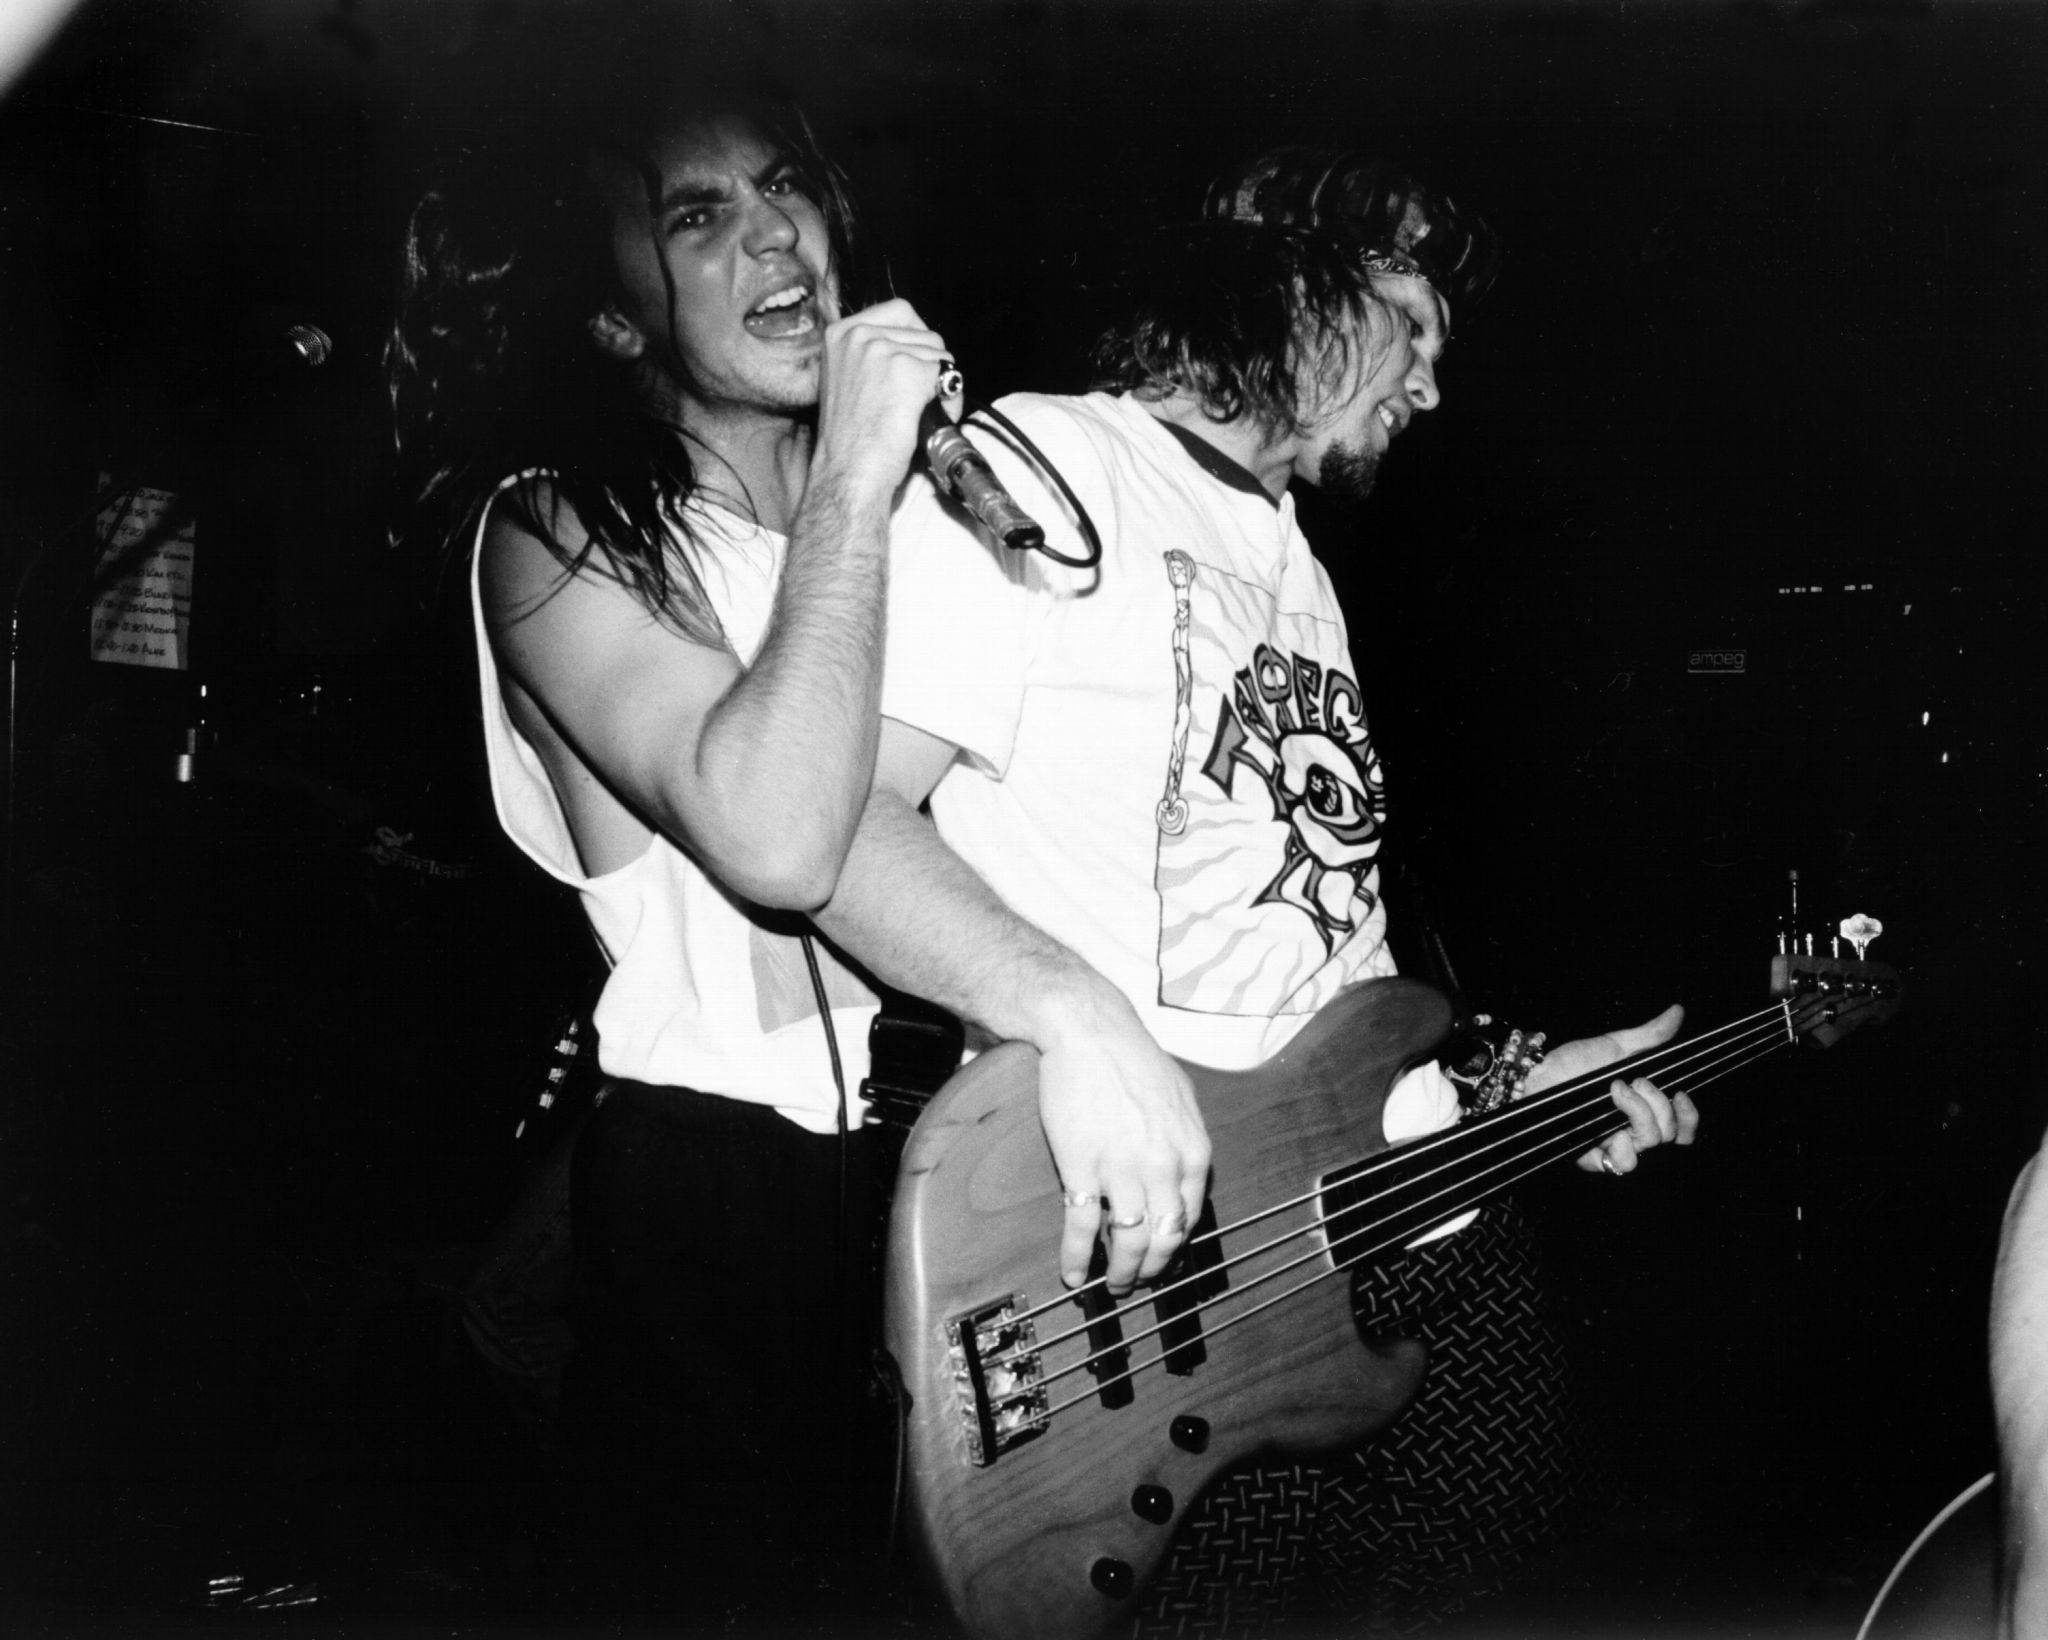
[385,79,861,644]
[1091,218,1410,442]
[1092,148,1498,440]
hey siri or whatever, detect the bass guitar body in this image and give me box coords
[887,930,1899,1640]
[883,978,1450,1640]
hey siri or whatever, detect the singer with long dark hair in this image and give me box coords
[385,45,953,1624]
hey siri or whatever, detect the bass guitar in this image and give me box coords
[883,945,1897,1640]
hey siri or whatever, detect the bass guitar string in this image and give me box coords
[1025,1099,1632,1409]
[1017,1020,1795,1400]
[996,1007,1787,1375]
[1052,1001,1787,1328]
[1297,1002,1791,1199]
[999,1003,1789,1356]
[979,981,1862,1407]
[989,1014,1799,1416]
[1019,1027,1802,1423]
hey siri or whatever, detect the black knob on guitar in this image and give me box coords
[1131,1484,1174,1524]
[1169,1414,1210,1452]
[1091,1557,1135,1598]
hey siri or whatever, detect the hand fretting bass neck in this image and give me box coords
[883,956,1896,1640]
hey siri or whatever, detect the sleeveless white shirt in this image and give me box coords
[470,487,878,1134]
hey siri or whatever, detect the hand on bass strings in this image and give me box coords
[1035,984,1213,1296]
[1522,1004,1699,1177]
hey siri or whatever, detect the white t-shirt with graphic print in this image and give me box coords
[881,392,1458,1144]
[471,484,879,1134]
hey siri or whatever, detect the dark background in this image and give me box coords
[0,1,2041,1635]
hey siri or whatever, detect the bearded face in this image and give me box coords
[1313,438,1381,510]
[1290,272,1447,507]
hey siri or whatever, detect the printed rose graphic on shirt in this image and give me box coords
[1208,646,1385,949]
[1155,551,1393,1018]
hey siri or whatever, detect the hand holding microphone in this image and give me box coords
[814,299,1052,557]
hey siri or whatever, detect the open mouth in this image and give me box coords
[744,283,820,340]
[1376,403,1403,436]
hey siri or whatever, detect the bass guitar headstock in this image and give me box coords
[1769,912,1902,1048]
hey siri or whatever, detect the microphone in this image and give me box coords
[169,323,333,406]
[920,400,1045,555]
[281,323,332,368]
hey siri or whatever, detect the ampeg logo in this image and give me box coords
[1688,649,1748,675]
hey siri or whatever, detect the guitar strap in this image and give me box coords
[859,985,966,1138]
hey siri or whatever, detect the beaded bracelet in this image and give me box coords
[1442,1012,1549,1117]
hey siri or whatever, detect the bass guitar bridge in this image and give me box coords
[947,1295,1049,1466]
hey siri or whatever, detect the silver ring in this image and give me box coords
[935,359,964,400]
[1061,1189,1102,1210]
[1598,1154,1621,1177]
[1108,1211,1149,1231]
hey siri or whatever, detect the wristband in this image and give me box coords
[1442,1013,1548,1116]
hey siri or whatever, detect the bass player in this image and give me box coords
[812,145,1701,1632]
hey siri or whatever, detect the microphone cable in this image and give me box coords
[800,931,922,1604]
[951,397,1103,571]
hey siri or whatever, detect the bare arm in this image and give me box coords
[1995,1146,2048,1639]
[484,300,950,907]
[814,720,1212,1294]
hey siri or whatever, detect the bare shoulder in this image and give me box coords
[474,476,741,759]
[477,476,587,628]
[477,481,671,667]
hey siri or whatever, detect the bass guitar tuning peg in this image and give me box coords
[1840,913,1883,962]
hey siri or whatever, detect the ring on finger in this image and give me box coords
[935,357,965,400]
[1061,1189,1103,1210]
[1108,1210,1148,1230]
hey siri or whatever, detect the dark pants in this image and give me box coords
[559,1079,896,1629]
